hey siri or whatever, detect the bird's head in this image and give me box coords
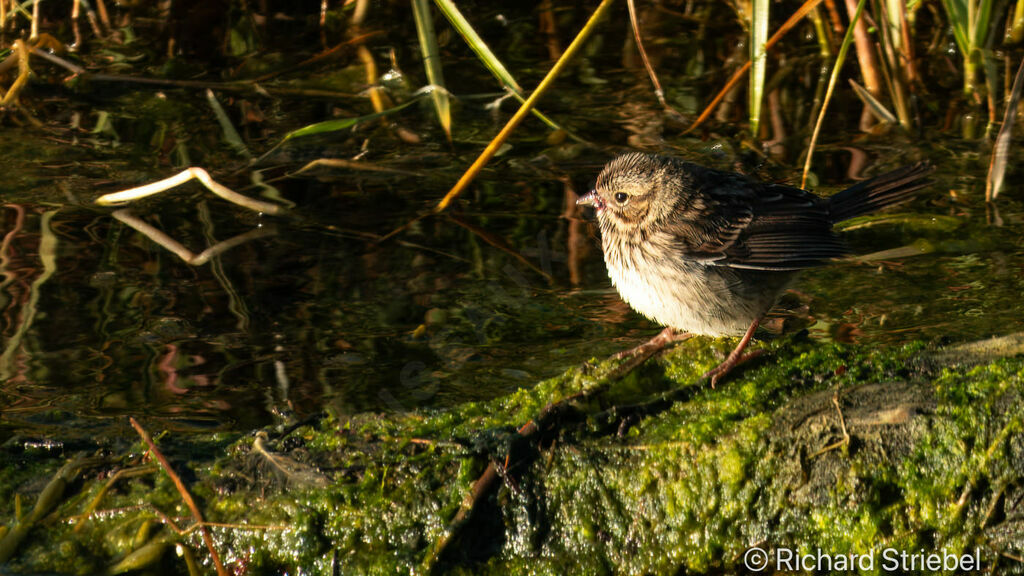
[577,152,681,237]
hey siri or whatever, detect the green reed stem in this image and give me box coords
[802,0,868,188]
[749,0,770,137]
[412,0,451,141]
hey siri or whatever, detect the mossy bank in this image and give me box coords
[1,335,1022,574]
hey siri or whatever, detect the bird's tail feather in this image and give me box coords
[827,162,934,223]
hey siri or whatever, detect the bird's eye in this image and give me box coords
[614,192,628,204]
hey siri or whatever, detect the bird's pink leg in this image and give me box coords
[613,326,694,360]
[702,319,762,388]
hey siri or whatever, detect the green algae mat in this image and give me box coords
[1,335,1022,574]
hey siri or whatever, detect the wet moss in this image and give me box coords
[1,338,1022,573]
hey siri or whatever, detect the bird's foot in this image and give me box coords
[702,349,764,388]
[603,328,694,381]
[701,319,761,388]
[613,327,693,361]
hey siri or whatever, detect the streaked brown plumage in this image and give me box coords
[578,152,934,385]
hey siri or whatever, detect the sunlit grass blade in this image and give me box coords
[356,45,391,114]
[809,6,832,57]
[411,0,451,142]
[433,0,521,92]
[684,0,825,134]
[986,57,1024,202]
[433,0,572,136]
[848,79,897,124]
[883,0,905,54]
[1010,0,1024,43]
[802,0,868,188]
[205,89,251,159]
[428,0,617,215]
[749,0,769,137]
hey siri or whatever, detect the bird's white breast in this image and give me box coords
[602,232,761,337]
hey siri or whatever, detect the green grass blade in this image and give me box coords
[433,0,521,92]
[940,0,970,56]
[283,98,420,141]
[809,6,832,57]
[749,0,769,137]
[802,0,867,188]
[251,98,421,165]
[883,0,904,52]
[433,0,573,137]
[411,0,451,142]
[875,0,912,126]
[973,0,993,48]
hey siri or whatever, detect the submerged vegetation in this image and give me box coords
[0,0,1022,573]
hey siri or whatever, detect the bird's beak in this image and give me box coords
[577,190,603,209]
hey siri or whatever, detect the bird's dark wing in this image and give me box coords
[667,166,846,271]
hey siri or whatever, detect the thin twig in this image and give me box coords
[423,341,726,567]
[129,417,228,576]
[422,394,585,570]
[809,386,852,458]
[626,0,682,116]
[832,388,850,444]
[252,31,384,83]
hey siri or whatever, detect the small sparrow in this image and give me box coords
[577,152,933,385]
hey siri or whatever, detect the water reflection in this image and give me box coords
[1,134,1022,440]
[0,173,647,438]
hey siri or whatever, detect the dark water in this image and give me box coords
[1,3,1023,441]
[0,132,653,438]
